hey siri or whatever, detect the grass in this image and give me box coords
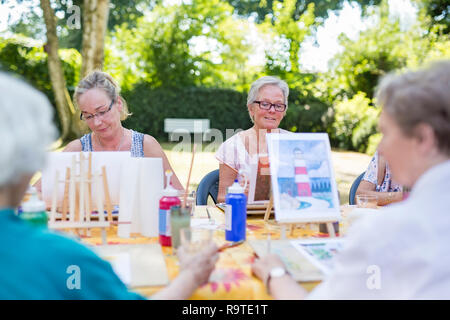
[163,143,371,205]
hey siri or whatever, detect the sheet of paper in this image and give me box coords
[249,239,325,282]
[190,218,223,230]
[102,252,132,285]
[290,239,346,275]
[94,243,169,287]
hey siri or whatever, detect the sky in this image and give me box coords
[0,0,417,72]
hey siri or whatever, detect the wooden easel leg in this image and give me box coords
[62,168,70,221]
[326,222,336,238]
[264,195,273,222]
[102,166,113,223]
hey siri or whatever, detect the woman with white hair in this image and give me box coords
[65,70,183,189]
[216,76,290,203]
[0,72,218,299]
[252,61,450,299]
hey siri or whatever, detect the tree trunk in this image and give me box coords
[41,0,86,143]
[80,0,97,78]
[93,0,110,70]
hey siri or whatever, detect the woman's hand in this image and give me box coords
[252,253,286,284]
[177,242,219,287]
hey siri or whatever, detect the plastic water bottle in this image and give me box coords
[159,171,180,247]
[225,179,247,242]
[19,186,48,228]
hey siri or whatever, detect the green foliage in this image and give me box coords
[331,92,380,151]
[121,84,250,140]
[0,36,81,130]
[412,0,450,34]
[225,0,381,23]
[121,83,332,141]
[108,0,252,89]
[366,132,382,156]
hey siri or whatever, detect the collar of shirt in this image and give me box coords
[410,160,450,199]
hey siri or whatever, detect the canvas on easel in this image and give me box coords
[266,133,340,226]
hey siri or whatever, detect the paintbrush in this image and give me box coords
[183,144,196,208]
[218,240,245,252]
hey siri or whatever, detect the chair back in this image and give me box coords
[196,169,220,205]
[349,172,366,205]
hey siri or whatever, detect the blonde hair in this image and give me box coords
[376,60,450,155]
[74,70,132,121]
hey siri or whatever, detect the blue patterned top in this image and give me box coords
[80,129,145,157]
[362,150,402,192]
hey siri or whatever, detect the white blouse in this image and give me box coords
[307,160,450,299]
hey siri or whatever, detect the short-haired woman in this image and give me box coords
[0,72,218,299]
[215,76,290,203]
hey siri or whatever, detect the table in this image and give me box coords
[81,205,354,299]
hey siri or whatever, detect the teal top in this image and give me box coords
[0,208,146,300]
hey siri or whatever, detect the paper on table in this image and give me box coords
[118,158,163,238]
[94,244,169,287]
[139,158,163,237]
[190,218,222,230]
[290,238,345,275]
[102,252,132,285]
[118,158,140,238]
[249,239,324,282]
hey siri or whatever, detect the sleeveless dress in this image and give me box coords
[80,129,145,157]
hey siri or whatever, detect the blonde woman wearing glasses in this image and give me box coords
[63,70,183,190]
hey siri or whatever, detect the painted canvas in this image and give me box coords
[267,133,340,223]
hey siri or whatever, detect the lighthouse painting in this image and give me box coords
[266,133,340,223]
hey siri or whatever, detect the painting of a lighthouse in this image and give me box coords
[267,133,340,223]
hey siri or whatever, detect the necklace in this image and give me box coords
[95,128,125,151]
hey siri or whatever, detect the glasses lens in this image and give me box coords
[275,104,286,112]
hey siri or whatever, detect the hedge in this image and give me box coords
[122,82,333,142]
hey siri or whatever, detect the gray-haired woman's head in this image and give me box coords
[247,76,289,123]
[0,73,57,187]
[376,60,450,156]
[74,70,132,121]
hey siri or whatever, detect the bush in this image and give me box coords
[0,36,81,132]
[331,92,380,152]
[122,82,333,141]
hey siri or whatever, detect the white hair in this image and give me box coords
[0,73,57,187]
[247,76,289,107]
[246,76,289,123]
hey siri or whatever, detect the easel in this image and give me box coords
[48,152,113,244]
[263,193,337,238]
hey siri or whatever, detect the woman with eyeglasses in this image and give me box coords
[216,76,290,203]
[63,70,183,190]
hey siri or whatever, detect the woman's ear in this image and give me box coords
[248,104,254,120]
[116,97,123,113]
[413,123,438,154]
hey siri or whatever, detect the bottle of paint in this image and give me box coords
[159,171,180,246]
[20,186,48,228]
[225,179,247,242]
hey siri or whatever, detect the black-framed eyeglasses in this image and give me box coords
[80,99,115,121]
[253,100,286,112]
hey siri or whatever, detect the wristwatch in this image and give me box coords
[266,267,288,295]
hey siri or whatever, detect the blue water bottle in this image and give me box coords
[225,179,247,242]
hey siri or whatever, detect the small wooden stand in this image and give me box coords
[49,152,113,244]
[263,193,337,238]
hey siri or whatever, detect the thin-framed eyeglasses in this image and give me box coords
[253,100,286,112]
[80,99,115,121]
